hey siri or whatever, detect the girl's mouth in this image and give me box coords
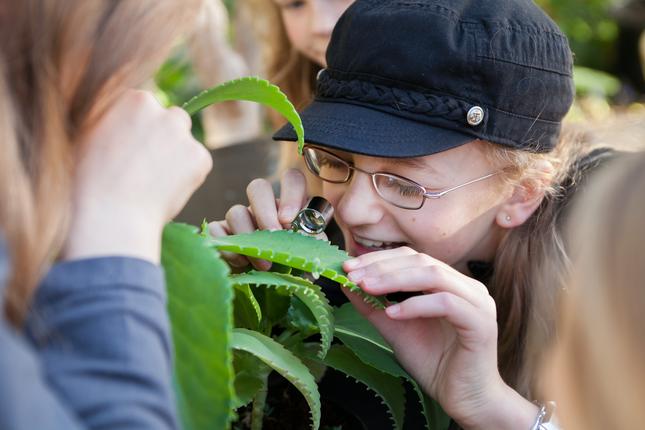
[351,235,407,255]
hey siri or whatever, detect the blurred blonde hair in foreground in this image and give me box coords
[0,0,202,323]
[544,150,645,430]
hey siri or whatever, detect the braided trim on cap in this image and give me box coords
[316,71,469,121]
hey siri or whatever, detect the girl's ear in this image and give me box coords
[495,159,554,229]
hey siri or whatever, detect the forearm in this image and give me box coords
[25,257,178,430]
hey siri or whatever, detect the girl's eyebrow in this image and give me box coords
[388,157,439,174]
[389,158,426,168]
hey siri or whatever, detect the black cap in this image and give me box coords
[274,0,575,157]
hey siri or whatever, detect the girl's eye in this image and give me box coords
[380,176,420,195]
[398,184,422,197]
[281,0,306,10]
[321,158,345,169]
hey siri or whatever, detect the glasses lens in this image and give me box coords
[373,173,426,209]
[303,147,350,183]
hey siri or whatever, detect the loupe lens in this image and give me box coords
[291,197,334,235]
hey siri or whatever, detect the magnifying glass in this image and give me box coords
[291,196,334,236]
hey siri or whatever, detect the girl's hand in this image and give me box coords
[63,90,212,263]
[208,168,309,270]
[342,247,539,430]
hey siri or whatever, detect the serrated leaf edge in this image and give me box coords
[231,271,333,360]
[231,328,321,430]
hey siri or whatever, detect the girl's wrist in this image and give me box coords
[462,381,539,430]
[63,205,164,264]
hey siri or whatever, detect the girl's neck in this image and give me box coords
[455,224,505,278]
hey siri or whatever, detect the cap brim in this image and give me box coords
[273,100,474,158]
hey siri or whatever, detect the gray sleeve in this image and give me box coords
[0,315,85,429]
[19,257,179,430]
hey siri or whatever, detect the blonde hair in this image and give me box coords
[480,128,594,398]
[243,0,322,182]
[544,151,645,430]
[0,0,202,323]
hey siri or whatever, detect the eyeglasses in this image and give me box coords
[302,145,500,210]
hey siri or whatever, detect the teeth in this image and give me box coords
[354,236,399,249]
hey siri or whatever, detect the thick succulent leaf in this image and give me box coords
[231,271,333,359]
[287,296,319,336]
[251,283,291,331]
[304,345,406,430]
[161,223,235,430]
[334,304,449,430]
[182,77,304,153]
[232,351,270,409]
[289,342,328,382]
[412,383,452,430]
[231,328,321,430]
[212,230,385,308]
[233,284,262,330]
[270,262,293,274]
[333,303,404,377]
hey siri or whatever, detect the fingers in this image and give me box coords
[278,169,307,226]
[246,178,281,231]
[385,293,497,344]
[208,220,248,268]
[166,105,193,131]
[344,248,492,311]
[353,264,489,310]
[225,204,256,233]
[343,246,417,271]
[224,204,271,271]
[386,293,473,326]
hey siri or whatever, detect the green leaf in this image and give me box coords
[232,351,270,409]
[304,345,406,430]
[334,304,449,430]
[231,328,321,430]
[162,223,235,430]
[289,342,328,382]
[233,284,262,330]
[333,304,404,377]
[212,230,385,308]
[287,296,319,336]
[182,77,305,153]
[251,284,291,331]
[574,66,621,97]
[412,383,452,430]
[232,271,334,359]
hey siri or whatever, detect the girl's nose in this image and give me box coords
[335,171,384,228]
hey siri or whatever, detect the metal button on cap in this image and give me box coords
[316,68,326,81]
[467,106,484,126]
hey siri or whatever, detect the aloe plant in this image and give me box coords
[160,77,449,430]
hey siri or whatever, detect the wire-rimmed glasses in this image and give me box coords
[302,145,499,210]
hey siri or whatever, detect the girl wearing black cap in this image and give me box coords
[212,0,596,428]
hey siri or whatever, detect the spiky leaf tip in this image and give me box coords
[182,77,304,153]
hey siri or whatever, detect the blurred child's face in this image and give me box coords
[322,142,511,273]
[274,0,354,67]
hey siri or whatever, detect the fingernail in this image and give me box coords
[386,304,400,316]
[256,259,272,271]
[361,277,378,290]
[344,258,360,269]
[347,269,365,282]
